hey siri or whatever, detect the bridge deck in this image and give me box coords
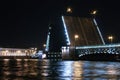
[76,43,120,49]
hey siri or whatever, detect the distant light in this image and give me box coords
[91,10,97,15]
[108,36,113,40]
[42,54,46,59]
[108,35,113,43]
[43,44,46,47]
[67,7,72,13]
[34,48,37,50]
[49,27,52,30]
[93,10,97,14]
[74,35,79,39]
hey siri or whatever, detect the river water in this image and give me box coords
[0,59,120,80]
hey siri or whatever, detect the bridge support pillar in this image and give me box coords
[61,46,78,60]
[61,46,71,60]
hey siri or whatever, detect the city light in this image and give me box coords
[74,35,79,39]
[43,44,46,47]
[67,7,72,13]
[0,48,36,56]
[108,35,113,43]
[74,34,79,48]
[91,10,97,15]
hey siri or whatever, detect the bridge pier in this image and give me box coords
[61,46,79,60]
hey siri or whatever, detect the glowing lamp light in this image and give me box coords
[43,44,46,47]
[91,10,97,15]
[67,7,72,13]
[42,54,46,59]
[93,10,97,14]
[108,35,113,43]
[108,36,113,40]
[74,35,79,39]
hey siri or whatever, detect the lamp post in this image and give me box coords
[74,34,79,48]
[108,36,113,44]
[73,34,79,59]
[43,44,46,51]
[91,10,97,18]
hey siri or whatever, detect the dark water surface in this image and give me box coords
[0,59,120,80]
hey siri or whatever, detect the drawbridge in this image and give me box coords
[61,16,120,60]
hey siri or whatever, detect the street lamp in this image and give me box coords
[108,36,113,44]
[67,7,72,13]
[74,35,79,39]
[91,10,97,15]
[43,44,46,51]
[74,34,79,47]
[43,44,46,47]
[74,34,79,58]
[91,10,98,17]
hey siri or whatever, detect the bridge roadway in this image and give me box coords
[74,43,120,61]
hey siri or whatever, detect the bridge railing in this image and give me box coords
[75,43,120,57]
[76,43,120,49]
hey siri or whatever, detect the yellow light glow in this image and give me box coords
[108,35,113,43]
[108,36,113,40]
[67,7,72,13]
[93,10,97,14]
[74,35,79,39]
[91,10,97,15]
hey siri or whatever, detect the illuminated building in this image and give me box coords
[0,47,37,58]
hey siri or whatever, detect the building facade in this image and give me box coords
[0,47,37,58]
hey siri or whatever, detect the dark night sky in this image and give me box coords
[0,0,120,49]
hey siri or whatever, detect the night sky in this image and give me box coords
[0,0,120,50]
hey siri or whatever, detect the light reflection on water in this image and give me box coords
[0,59,120,80]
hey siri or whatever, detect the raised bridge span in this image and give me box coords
[61,16,120,60]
